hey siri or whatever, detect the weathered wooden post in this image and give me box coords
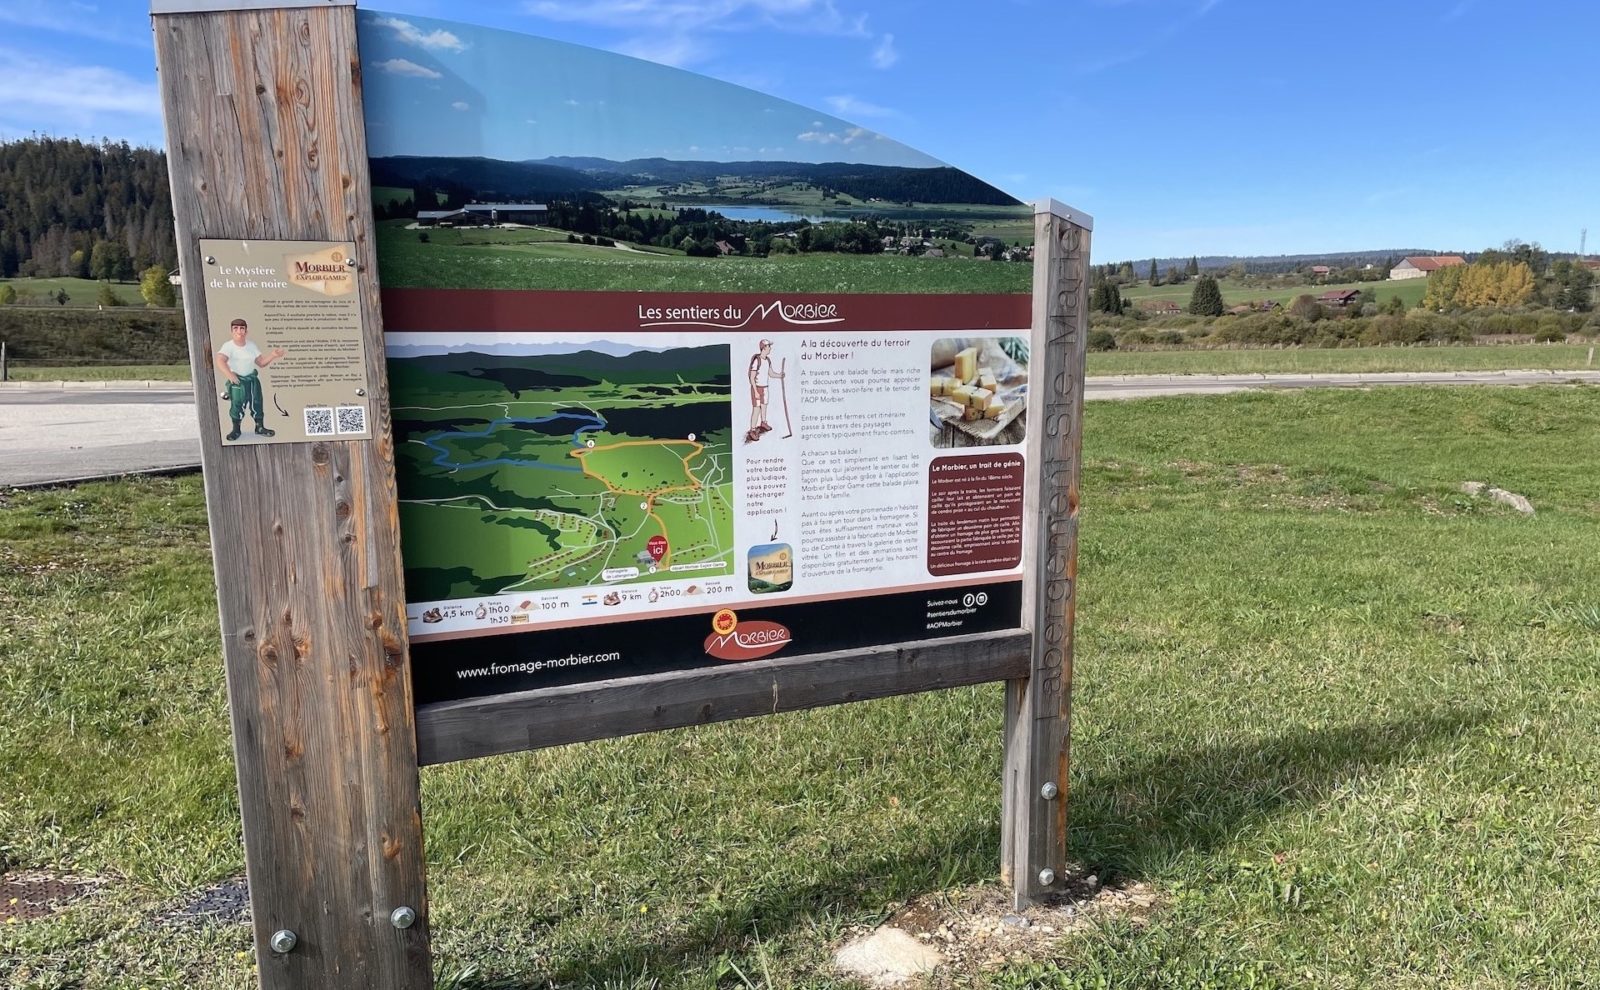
[150,1,432,986]
[1002,199,1091,908]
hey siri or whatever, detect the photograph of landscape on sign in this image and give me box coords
[357,9,1031,295]
[389,342,733,603]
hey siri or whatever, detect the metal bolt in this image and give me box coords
[1037,868,1057,887]
[1040,782,1059,801]
[355,388,366,397]
[204,255,216,265]
[269,929,298,954]
[390,906,417,929]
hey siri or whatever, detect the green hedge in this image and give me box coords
[0,307,189,364]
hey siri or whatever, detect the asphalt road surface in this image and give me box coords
[4,370,1598,488]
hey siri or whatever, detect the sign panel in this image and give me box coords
[358,11,1032,701]
[199,239,372,445]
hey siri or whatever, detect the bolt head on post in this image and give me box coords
[1040,782,1059,801]
[1037,868,1057,888]
[269,929,298,954]
[390,905,417,929]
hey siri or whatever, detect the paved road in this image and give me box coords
[1,383,200,488]
[4,370,1598,487]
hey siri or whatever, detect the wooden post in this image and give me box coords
[1002,198,1091,909]
[151,2,432,987]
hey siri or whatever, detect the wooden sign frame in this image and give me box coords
[152,2,1089,985]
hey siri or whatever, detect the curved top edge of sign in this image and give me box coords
[355,8,1027,210]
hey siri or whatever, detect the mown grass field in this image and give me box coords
[4,385,1599,988]
[3,364,192,382]
[13,345,1592,383]
[376,220,1033,293]
[1086,342,1598,376]
[0,277,154,309]
[1122,277,1430,310]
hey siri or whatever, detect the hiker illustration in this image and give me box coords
[745,339,790,443]
[215,318,286,440]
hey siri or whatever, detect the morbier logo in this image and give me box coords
[284,245,355,297]
[704,609,792,662]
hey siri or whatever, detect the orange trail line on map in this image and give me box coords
[571,440,709,570]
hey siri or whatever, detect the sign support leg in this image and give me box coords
[151,5,433,987]
[1003,201,1091,910]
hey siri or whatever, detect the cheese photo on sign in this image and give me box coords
[929,337,1029,447]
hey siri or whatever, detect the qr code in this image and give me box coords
[336,405,368,435]
[303,406,335,437]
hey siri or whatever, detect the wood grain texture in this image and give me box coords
[1002,209,1089,909]
[417,631,1033,765]
[153,8,432,988]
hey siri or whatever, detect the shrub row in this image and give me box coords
[1089,308,1600,350]
[0,307,190,363]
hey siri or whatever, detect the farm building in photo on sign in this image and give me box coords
[416,203,549,227]
[1389,255,1467,280]
[1140,300,1183,316]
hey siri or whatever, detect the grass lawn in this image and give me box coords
[4,363,192,382]
[0,276,154,308]
[376,220,1033,293]
[1087,342,1599,376]
[10,346,1594,384]
[4,386,1600,988]
[1122,277,1430,310]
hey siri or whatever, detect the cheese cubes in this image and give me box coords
[935,345,1008,421]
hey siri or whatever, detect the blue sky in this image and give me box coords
[0,0,1593,262]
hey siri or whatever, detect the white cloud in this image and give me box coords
[0,2,144,47]
[452,101,470,111]
[524,0,870,67]
[373,16,467,52]
[613,34,710,68]
[825,95,894,119]
[870,33,898,69]
[524,0,870,36]
[374,58,442,79]
[797,125,880,146]
[0,48,159,118]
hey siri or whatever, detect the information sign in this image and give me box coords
[355,11,1038,700]
[198,238,372,445]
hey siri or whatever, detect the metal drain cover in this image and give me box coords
[1,871,98,922]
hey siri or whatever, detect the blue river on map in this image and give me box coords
[423,412,605,472]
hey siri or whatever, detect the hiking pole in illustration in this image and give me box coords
[779,356,794,438]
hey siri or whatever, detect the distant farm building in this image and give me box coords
[1140,300,1183,316]
[416,203,549,227]
[1310,265,1332,278]
[1318,289,1361,308]
[1389,255,1467,280]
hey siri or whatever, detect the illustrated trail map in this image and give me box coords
[391,342,733,610]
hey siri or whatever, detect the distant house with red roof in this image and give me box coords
[1140,300,1183,316]
[1389,255,1467,281]
[1318,289,1362,308]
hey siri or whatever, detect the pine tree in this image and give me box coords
[1188,275,1225,316]
[1187,256,1200,277]
[1148,259,1159,286]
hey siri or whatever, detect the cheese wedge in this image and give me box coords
[954,346,979,384]
[984,396,1005,419]
[967,386,993,410]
